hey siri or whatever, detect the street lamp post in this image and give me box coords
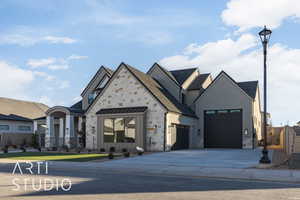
[259,26,272,164]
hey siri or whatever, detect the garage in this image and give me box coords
[171,125,190,150]
[204,109,242,148]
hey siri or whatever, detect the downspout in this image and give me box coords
[163,112,167,152]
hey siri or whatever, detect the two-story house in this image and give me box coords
[40,62,262,151]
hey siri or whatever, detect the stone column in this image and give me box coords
[65,115,76,148]
[59,118,65,147]
[45,116,55,148]
[33,121,38,134]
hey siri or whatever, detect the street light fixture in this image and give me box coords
[259,26,272,164]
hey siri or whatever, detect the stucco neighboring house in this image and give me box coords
[0,97,49,147]
[43,62,262,151]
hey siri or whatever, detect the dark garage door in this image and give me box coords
[171,125,189,150]
[204,109,242,148]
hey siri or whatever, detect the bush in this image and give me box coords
[88,149,92,153]
[109,147,115,153]
[20,147,26,152]
[138,151,144,156]
[2,146,8,153]
[51,147,57,151]
[99,148,106,153]
[62,145,69,152]
[122,148,127,153]
[108,152,114,159]
[123,152,130,157]
[37,147,42,152]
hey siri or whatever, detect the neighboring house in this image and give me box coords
[0,97,49,147]
[42,63,262,151]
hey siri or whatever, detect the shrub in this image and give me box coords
[52,147,57,151]
[138,151,144,156]
[37,147,42,152]
[99,148,106,153]
[62,145,69,152]
[2,146,8,153]
[108,152,114,159]
[109,147,115,153]
[123,152,130,157]
[122,148,127,153]
[88,149,92,153]
[20,147,26,152]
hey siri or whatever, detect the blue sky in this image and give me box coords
[0,0,300,125]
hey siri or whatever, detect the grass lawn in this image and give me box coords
[0,152,109,162]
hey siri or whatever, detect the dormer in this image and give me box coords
[81,66,113,110]
[147,63,182,102]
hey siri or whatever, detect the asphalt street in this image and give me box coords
[0,162,299,200]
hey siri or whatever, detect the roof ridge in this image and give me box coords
[0,96,46,106]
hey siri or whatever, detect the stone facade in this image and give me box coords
[86,66,167,151]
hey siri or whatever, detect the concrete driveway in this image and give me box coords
[100,148,270,170]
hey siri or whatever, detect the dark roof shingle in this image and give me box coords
[0,114,32,122]
[125,64,197,118]
[169,68,198,85]
[237,81,258,99]
[97,106,147,114]
[187,73,210,90]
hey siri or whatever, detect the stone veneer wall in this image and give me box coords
[85,66,167,151]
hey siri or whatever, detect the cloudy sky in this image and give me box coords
[0,0,299,125]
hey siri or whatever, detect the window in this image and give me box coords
[205,110,216,115]
[104,117,136,143]
[18,125,31,131]
[0,125,9,131]
[230,109,241,113]
[88,92,97,104]
[97,76,109,89]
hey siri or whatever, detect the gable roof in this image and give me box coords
[0,114,32,122]
[0,97,48,120]
[237,81,258,99]
[169,68,198,85]
[194,71,258,103]
[147,63,180,86]
[125,64,197,118]
[187,73,211,90]
[80,66,113,96]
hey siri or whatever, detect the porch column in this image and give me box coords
[65,114,76,148]
[45,116,55,148]
[59,118,65,147]
[33,121,38,134]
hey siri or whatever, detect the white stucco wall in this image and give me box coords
[195,73,254,149]
[166,112,198,150]
[86,66,167,151]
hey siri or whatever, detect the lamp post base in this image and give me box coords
[260,149,271,164]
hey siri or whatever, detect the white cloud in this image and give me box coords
[27,58,56,68]
[38,96,55,107]
[33,71,55,81]
[26,54,86,70]
[0,61,35,98]
[48,64,69,70]
[42,36,77,44]
[58,80,70,89]
[68,55,88,60]
[160,34,300,125]
[221,0,300,32]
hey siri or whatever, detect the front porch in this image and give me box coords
[45,106,85,149]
